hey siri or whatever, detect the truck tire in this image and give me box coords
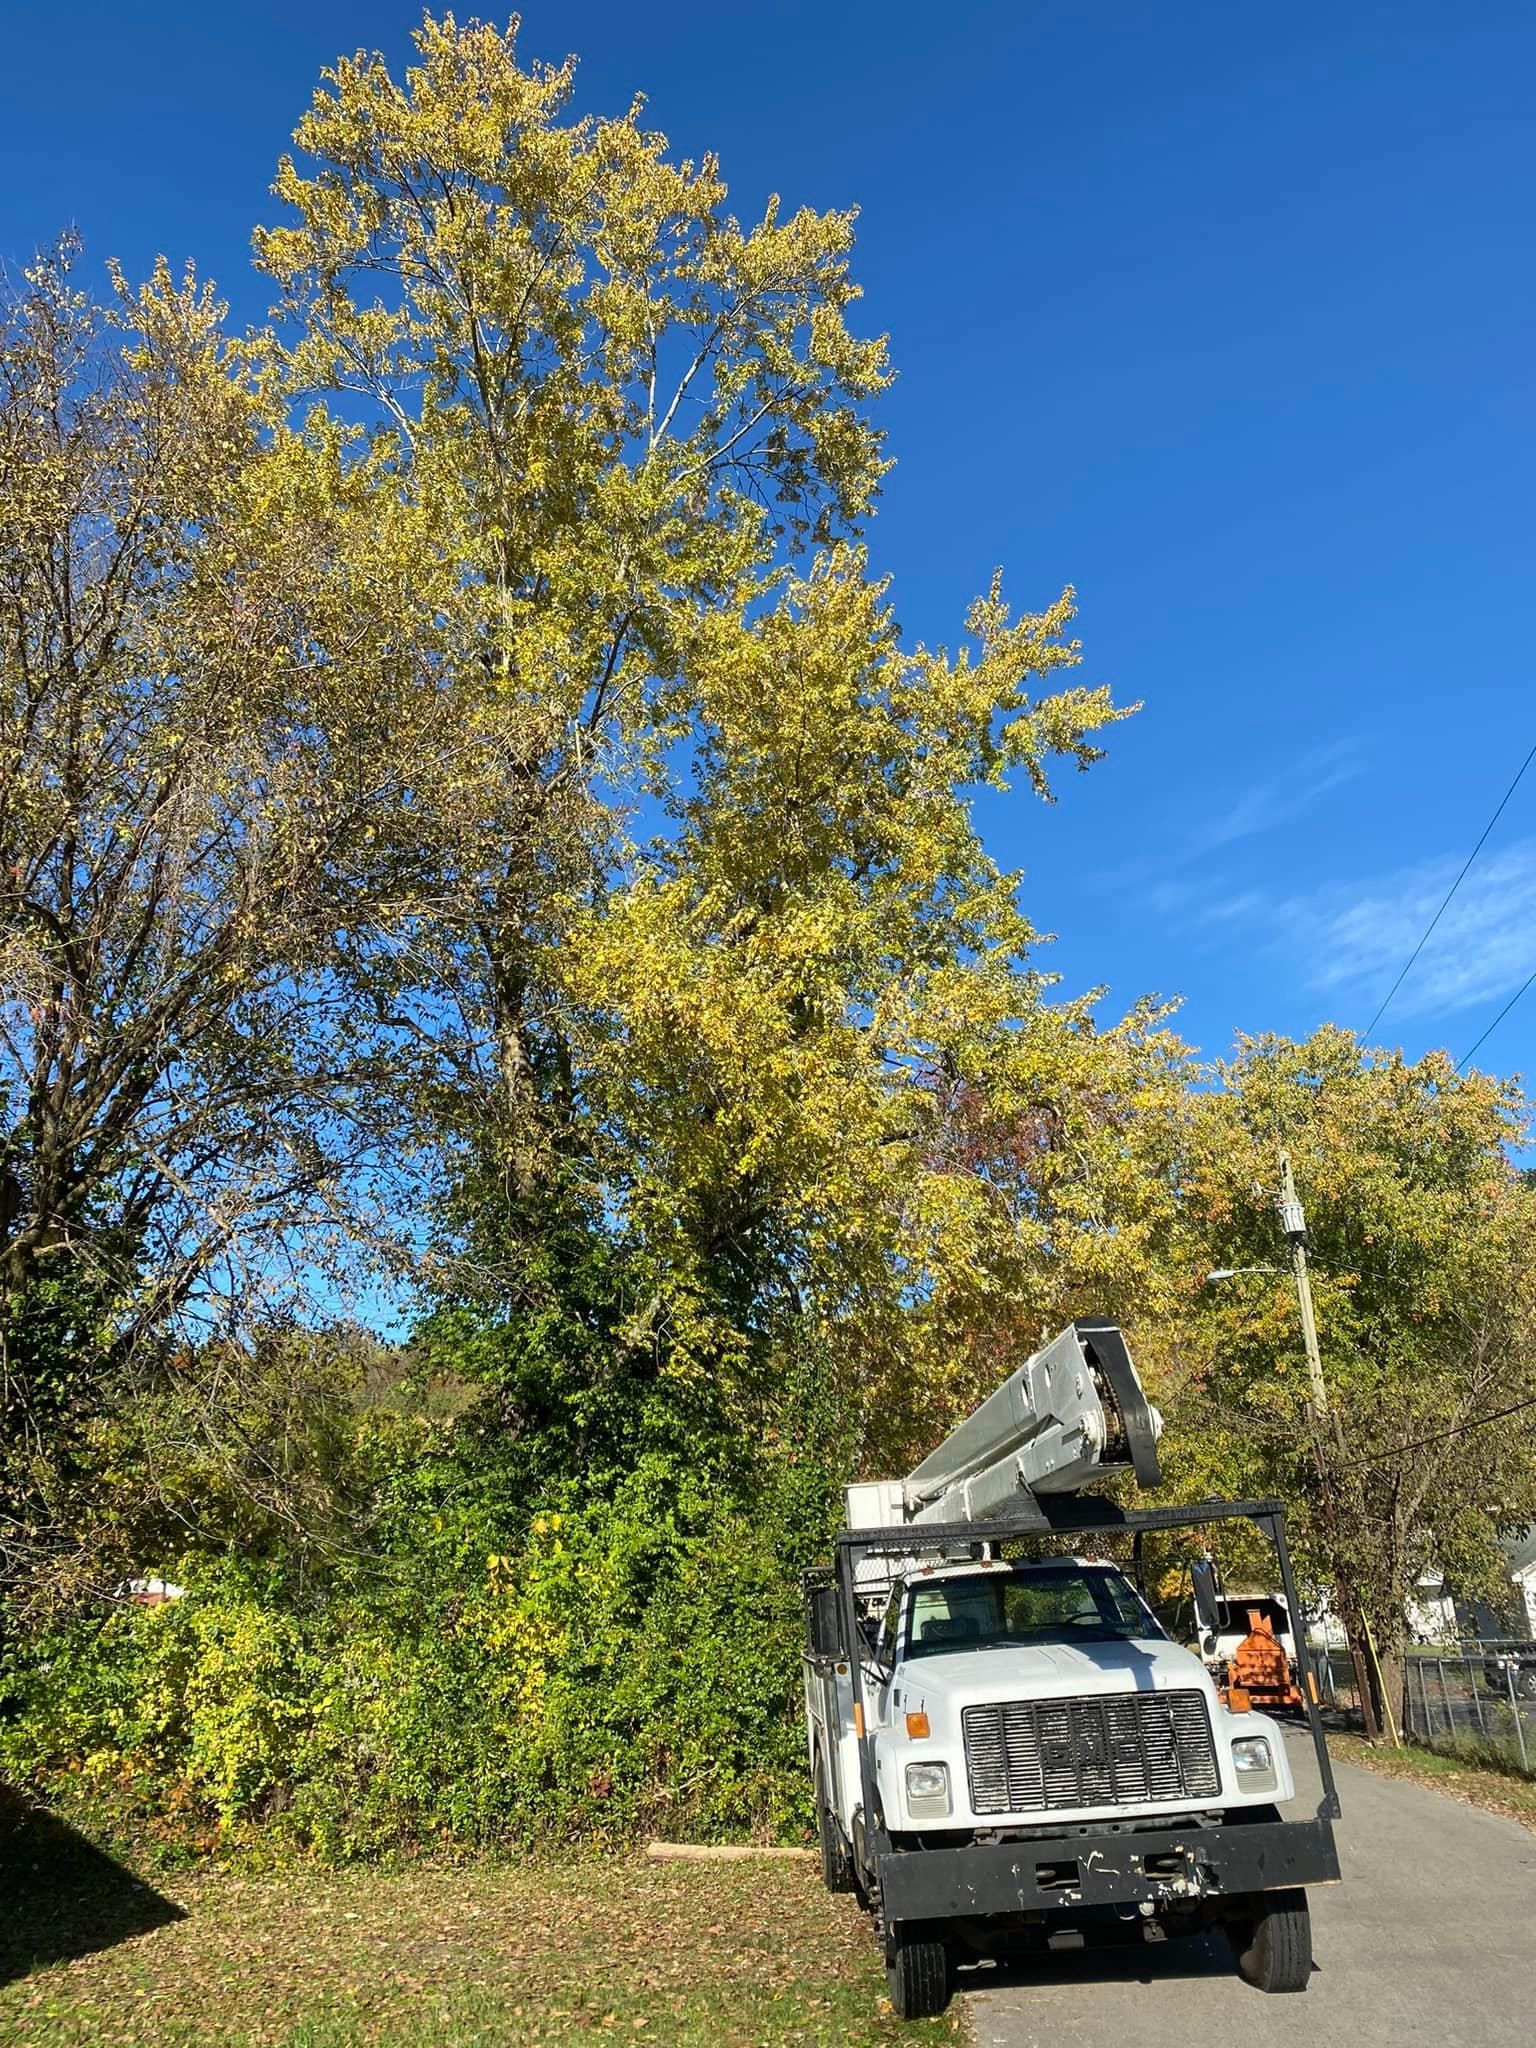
[1517,1666,1536,1701]
[1230,1888,1312,1993]
[814,1761,853,1893]
[886,1931,951,2020]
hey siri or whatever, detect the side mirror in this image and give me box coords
[808,1584,846,1658]
[1191,1556,1223,1635]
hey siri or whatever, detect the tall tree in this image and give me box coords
[248,16,1175,1461]
[251,11,892,1217]
[0,235,547,1588]
[1169,1027,1536,1723]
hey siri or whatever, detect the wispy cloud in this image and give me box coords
[1191,739,1365,853]
[1265,840,1536,1022]
[1098,742,1365,906]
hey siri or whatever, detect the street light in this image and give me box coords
[1205,1180,1329,1421]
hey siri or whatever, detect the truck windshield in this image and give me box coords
[904,1565,1162,1658]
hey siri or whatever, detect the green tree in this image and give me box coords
[1170,1027,1536,1725]
[251,10,892,1211]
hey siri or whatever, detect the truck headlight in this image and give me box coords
[1231,1736,1276,1790]
[905,1761,951,1814]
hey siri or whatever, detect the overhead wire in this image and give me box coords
[1458,964,1536,1072]
[1362,737,1536,1040]
[1333,1391,1536,1474]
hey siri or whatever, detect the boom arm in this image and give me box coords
[847,1318,1162,1530]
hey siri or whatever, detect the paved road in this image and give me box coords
[963,1730,1536,2048]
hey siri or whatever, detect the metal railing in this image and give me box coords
[1313,1645,1364,1721]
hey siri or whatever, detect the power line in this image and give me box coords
[1458,963,1536,1072]
[1335,1391,1536,1474]
[1363,738,1536,1039]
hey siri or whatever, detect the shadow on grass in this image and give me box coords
[0,1783,185,1984]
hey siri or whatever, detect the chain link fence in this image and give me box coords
[1312,1644,1365,1720]
[1400,1648,1536,1775]
[1307,1642,1536,1775]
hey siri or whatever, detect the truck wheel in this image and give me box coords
[1230,1888,1312,1993]
[814,1763,853,1894]
[887,1932,951,2020]
[1517,1667,1536,1701]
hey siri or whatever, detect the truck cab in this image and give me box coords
[863,1556,1293,1843]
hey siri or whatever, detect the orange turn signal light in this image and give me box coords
[905,1712,931,1739]
[1226,1686,1252,1712]
[853,1703,864,1736]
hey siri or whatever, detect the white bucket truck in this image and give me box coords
[803,1318,1341,2018]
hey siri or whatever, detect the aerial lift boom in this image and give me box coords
[846,1317,1164,1530]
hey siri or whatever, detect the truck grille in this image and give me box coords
[962,1690,1220,1815]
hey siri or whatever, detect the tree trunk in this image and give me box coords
[1347,1635,1380,1740]
[1372,1641,1405,1743]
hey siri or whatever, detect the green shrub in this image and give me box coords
[0,1444,841,1859]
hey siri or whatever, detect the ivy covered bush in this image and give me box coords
[0,1351,848,1860]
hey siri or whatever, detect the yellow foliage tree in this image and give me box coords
[562,556,1183,1456]
[247,12,1186,1457]
[252,11,892,1186]
[1168,1027,1536,1723]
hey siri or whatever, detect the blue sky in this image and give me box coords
[5,1,1534,1077]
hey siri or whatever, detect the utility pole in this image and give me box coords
[1278,1153,1329,1423]
[1277,1152,1400,1746]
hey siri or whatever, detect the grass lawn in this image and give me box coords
[0,1831,959,2048]
[1330,1730,1536,1833]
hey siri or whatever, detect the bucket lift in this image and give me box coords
[845,1317,1164,1532]
[806,1314,1343,2019]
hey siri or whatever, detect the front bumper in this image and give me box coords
[877,1816,1339,1925]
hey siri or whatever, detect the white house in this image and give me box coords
[1505,1529,1536,1636]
